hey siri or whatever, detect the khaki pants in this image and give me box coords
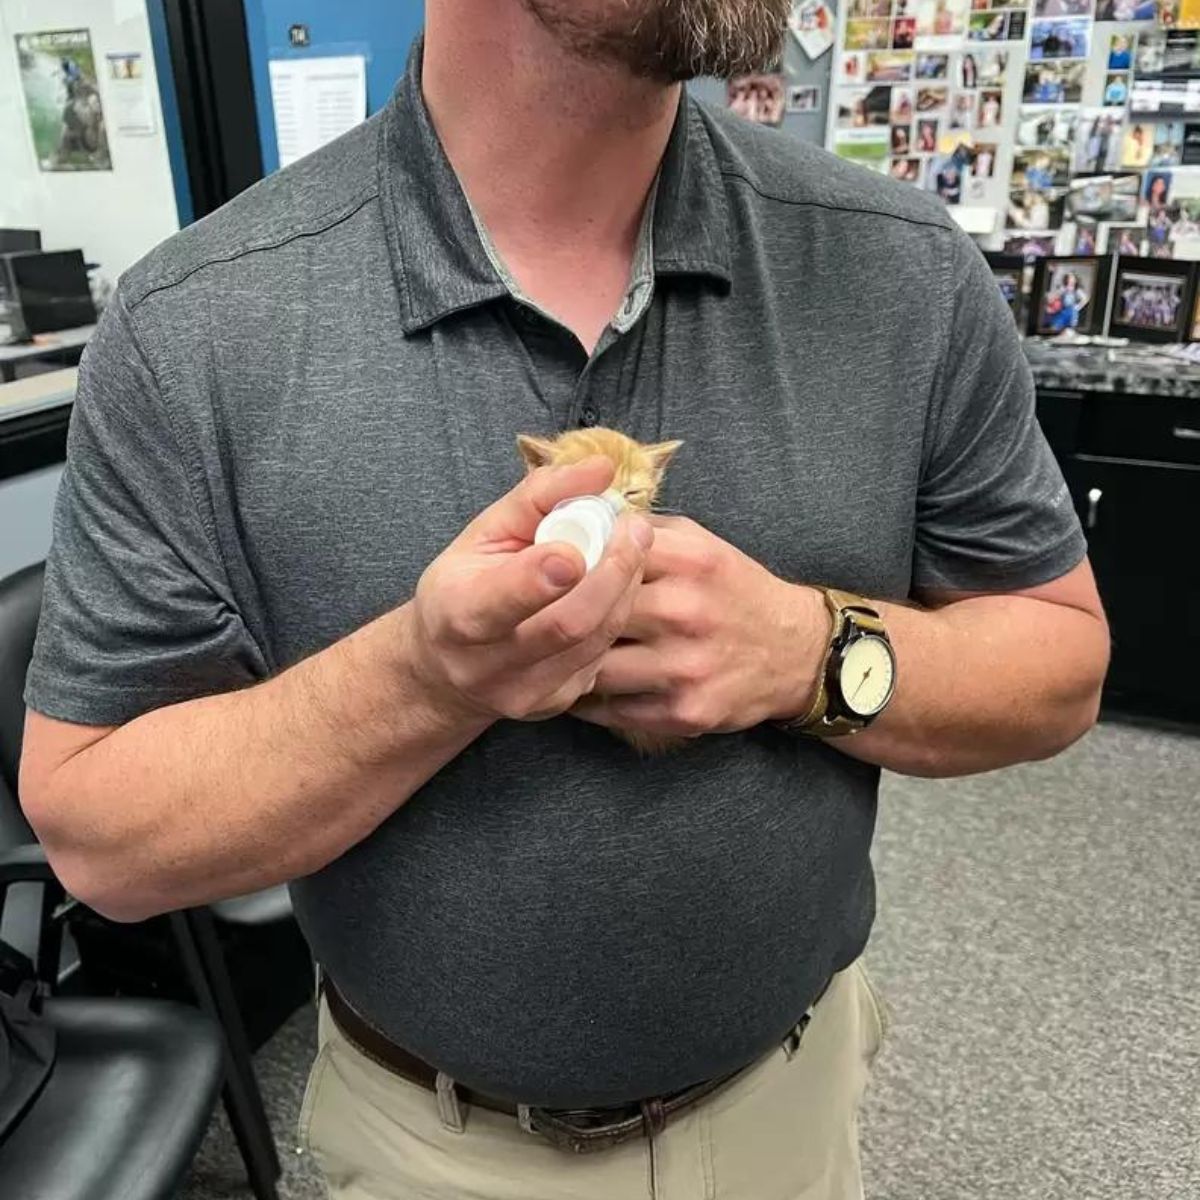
[298,959,888,1200]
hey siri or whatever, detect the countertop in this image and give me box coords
[1023,340,1200,398]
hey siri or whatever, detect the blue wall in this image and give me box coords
[243,1,425,173]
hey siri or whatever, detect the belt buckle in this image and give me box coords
[520,1103,642,1155]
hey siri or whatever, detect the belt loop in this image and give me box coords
[517,1104,537,1136]
[313,961,323,1005]
[782,1012,811,1061]
[435,1071,466,1134]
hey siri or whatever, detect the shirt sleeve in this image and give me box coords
[24,291,268,727]
[911,233,1088,594]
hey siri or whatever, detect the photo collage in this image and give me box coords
[825,0,1200,261]
[832,0,1030,185]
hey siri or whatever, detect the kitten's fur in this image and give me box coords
[517,427,684,756]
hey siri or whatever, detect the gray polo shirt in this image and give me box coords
[27,44,1085,1107]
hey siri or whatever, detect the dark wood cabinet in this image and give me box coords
[1037,386,1200,724]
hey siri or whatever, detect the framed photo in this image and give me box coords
[984,253,1027,323]
[1028,255,1113,337]
[1108,257,1197,343]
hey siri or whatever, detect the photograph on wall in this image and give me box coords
[978,49,1010,84]
[973,140,999,174]
[1129,79,1200,119]
[1017,104,1079,148]
[978,87,1005,125]
[1066,172,1142,219]
[950,91,978,127]
[892,123,914,153]
[867,50,916,80]
[1150,123,1186,166]
[1108,33,1134,70]
[1034,0,1093,13]
[840,50,867,82]
[893,17,919,47]
[834,128,891,169]
[1073,110,1124,172]
[916,115,941,149]
[1095,0,1156,17]
[1029,18,1092,60]
[891,87,916,122]
[1009,187,1067,227]
[788,84,824,112]
[1009,11,1030,39]
[1072,217,1099,253]
[983,253,1027,320]
[969,11,1011,38]
[915,0,970,46]
[728,73,786,125]
[1184,124,1200,164]
[1103,73,1130,106]
[789,0,837,58]
[1159,29,1200,72]
[14,28,112,172]
[1014,146,1071,188]
[1031,257,1104,334]
[1102,222,1147,254]
[1003,232,1060,258]
[1145,168,1172,206]
[837,85,893,125]
[917,51,950,77]
[890,155,924,180]
[1135,32,1166,74]
[846,18,892,49]
[848,0,893,15]
[1123,122,1157,166]
[1111,264,1192,338]
[1024,61,1086,103]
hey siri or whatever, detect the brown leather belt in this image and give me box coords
[321,973,833,1155]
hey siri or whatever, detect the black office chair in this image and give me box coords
[0,562,284,1200]
[0,783,225,1199]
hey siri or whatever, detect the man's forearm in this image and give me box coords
[817,590,1110,778]
[22,604,492,922]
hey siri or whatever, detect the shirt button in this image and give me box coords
[579,406,599,427]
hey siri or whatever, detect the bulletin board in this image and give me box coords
[813,0,1200,258]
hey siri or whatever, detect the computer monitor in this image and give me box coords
[7,250,96,335]
[0,229,41,253]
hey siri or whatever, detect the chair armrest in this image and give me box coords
[0,842,58,886]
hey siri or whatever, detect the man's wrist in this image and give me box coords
[380,604,496,740]
[767,582,832,724]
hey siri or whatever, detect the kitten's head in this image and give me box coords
[516,427,683,511]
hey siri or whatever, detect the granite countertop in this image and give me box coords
[1023,339,1200,398]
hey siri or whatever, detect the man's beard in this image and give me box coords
[521,0,791,83]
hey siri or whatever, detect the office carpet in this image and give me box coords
[181,719,1200,1200]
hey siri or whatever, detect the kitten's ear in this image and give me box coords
[643,440,683,475]
[516,434,558,472]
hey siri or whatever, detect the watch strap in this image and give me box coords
[778,588,887,738]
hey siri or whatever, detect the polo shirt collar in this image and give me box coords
[381,39,732,335]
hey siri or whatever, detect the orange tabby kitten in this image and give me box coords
[517,427,684,756]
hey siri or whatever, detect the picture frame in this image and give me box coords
[983,252,1026,324]
[1027,255,1113,337]
[1108,257,1198,344]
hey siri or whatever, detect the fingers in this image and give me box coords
[514,512,653,659]
[571,692,669,731]
[590,643,668,696]
[640,523,707,582]
[444,542,589,643]
[470,457,617,546]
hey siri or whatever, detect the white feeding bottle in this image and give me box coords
[534,489,628,572]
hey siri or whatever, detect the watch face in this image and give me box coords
[839,635,896,717]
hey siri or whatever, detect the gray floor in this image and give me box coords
[182,720,1200,1200]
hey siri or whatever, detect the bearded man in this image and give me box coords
[21,2,1108,1197]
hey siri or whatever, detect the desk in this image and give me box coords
[1029,342,1200,726]
[0,369,76,483]
[0,324,95,382]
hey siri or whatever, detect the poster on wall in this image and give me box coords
[14,28,112,172]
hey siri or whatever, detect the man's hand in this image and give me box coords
[572,516,823,739]
[404,457,655,725]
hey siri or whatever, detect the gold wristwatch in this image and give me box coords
[776,588,897,738]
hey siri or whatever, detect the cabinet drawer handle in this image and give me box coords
[1172,426,1200,441]
[1086,487,1102,530]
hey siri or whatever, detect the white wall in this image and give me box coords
[0,0,179,286]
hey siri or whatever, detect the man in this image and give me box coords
[19,1,1109,1197]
